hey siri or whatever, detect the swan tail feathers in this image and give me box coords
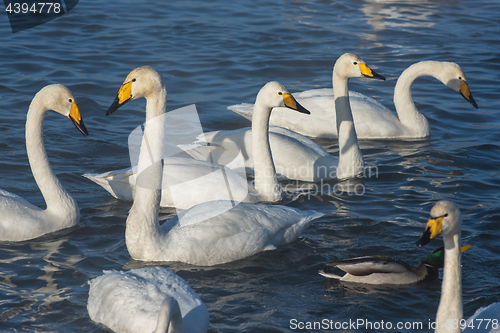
[227,103,254,120]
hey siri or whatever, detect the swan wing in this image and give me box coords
[163,201,324,266]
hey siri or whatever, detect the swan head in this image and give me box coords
[416,200,462,247]
[435,62,478,109]
[255,81,310,114]
[36,84,89,137]
[106,66,165,116]
[333,53,385,81]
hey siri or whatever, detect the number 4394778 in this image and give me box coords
[5,3,62,14]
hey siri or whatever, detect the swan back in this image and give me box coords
[87,267,209,333]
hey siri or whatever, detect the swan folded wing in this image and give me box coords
[0,190,50,241]
[165,202,323,266]
[88,268,208,333]
[330,256,412,276]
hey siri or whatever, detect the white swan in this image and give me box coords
[87,267,209,333]
[416,201,500,332]
[0,84,88,242]
[187,53,385,182]
[84,68,309,207]
[105,67,324,266]
[229,61,478,140]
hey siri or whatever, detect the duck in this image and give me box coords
[84,67,310,208]
[229,61,478,140]
[318,244,471,285]
[186,53,385,182]
[87,267,209,333]
[0,84,88,242]
[105,67,324,266]
[416,200,500,332]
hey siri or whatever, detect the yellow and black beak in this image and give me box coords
[459,79,478,109]
[106,80,134,116]
[67,101,89,137]
[281,93,310,114]
[416,216,444,247]
[358,63,386,81]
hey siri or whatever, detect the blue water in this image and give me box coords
[0,0,499,331]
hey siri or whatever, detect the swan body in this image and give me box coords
[416,201,500,333]
[86,72,309,207]
[87,267,209,333]
[0,85,88,242]
[318,245,471,285]
[229,61,478,140]
[188,53,385,181]
[107,67,324,266]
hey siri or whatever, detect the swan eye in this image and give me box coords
[68,98,73,103]
[278,92,282,96]
[458,76,462,81]
[443,213,449,217]
[132,78,137,82]
[353,62,358,65]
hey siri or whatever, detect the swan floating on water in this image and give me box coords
[416,200,500,332]
[87,267,209,333]
[229,61,478,140]
[187,53,385,182]
[84,68,309,207]
[0,84,88,242]
[102,66,324,266]
[319,245,471,285]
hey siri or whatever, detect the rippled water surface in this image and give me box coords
[1,0,500,332]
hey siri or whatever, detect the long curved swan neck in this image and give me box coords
[251,100,283,202]
[125,86,166,260]
[436,232,462,333]
[393,62,433,136]
[155,297,185,333]
[332,71,364,180]
[25,94,78,218]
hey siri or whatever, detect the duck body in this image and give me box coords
[319,245,470,285]
[0,84,88,242]
[319,255,435,285]
[190,53,385,181]
[87,267,209,333]
[230,61,478,140]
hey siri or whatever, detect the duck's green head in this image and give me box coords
[422,244,472,268]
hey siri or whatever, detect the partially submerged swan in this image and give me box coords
[87,267,209,333]
[0,84,88,242]
[229,61,478,139]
